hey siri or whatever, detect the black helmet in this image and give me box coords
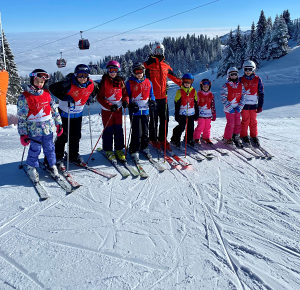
[74,64,90,75]
[29,69,50,87]
[132,62,145,74]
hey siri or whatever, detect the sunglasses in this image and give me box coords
[182,79,193,84]
[76,73,89,78]
[201,81,211,85]
[244,67,253,72]
[30,72,50,80]
[108,67,119,73]
[229,72,238,77]
[134,69,144,74]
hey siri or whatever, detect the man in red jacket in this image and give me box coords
[144,41,181,150]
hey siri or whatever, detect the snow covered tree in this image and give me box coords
[260,17,273,60]
[254,10,268,63]
[282,9,293,38]
[217,31,235,77]
[234,25,246,69]
[245,22,256,62]
[0,30,22,104]
[268,15,289,59]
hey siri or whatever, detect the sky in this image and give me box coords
[1,0,300,33]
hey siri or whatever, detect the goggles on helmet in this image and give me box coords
[108,67,119,73]
[201,81,211,86]
[244,67,253,72]
[134,69,144,75]
[182,78,193,84]
[76,73,89,78]
[30,72,50,80]
[229,72,238,77]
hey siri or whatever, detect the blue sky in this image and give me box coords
[2,0,300,33]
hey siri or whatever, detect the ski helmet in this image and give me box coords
[132,62,145,75]
[151,41,165,56]
[74,64,90,75]
[243,60,256,71]
[200,78,211,90]
[227,67,239,77]
[182,73,194,83]
[106,60,121,69]
[29,69,50,86]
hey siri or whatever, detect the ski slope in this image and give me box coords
[0,48,300,289]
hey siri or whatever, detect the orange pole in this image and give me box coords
[0,70,9,127]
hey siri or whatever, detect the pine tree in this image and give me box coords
[0,30,22,104]
[234,25,245,69]
[268,15,289,59]
[254,10,268,63]
[282,9,293,38]
[245,22,256,61]
[260,17,273,60]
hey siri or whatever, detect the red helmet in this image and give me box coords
[106,60,120,69]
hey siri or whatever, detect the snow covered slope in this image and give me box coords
[0,47,300,289]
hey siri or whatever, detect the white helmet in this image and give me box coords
[151,41,165,56]
[227,66,238,76]
[243,60,256,71]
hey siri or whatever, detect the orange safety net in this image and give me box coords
[0,70,9,127]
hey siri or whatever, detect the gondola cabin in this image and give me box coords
[78,38,90,50]
[56,58,66,68]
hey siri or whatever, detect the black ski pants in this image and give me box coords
[149,98,169,142]
[129,115,149,153]
[171,115,194,144]
[55,114,82,160]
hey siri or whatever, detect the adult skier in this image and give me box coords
[239,60,264,146]
[49,64,98,168]
[17,69,63,182]
[144,41,181,150]
[96,60,129,161]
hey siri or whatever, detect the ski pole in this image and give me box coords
[164,97,168,162]
[86,112,113,164]
[66,102,71,172]
[88,104,94,160]
[126,114,134,155]
[123,107,127,156]
[185,95,190,158]
[19,146,27,169]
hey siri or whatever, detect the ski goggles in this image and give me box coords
[229,72,238,77]
[107,67,119,73]
[133,69,144,75]
[30,72,50,80]
[201,81,211,86]
[76,73,89,78]
[244,67,254,72]
[182,78,193,84]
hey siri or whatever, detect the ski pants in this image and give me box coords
[27,134,56,168]
[171,115,194,143]
[240,109,258,138]
[129,115,150,154]
[102,109,124,151]
[193,118,211,140]
[149,98,169,142]
[55,115,82,160]
[224,112,241,140]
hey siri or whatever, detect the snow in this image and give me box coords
[0,46,300,289]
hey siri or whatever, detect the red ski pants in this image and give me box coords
[224,112,241,140]
[240,110,258,138]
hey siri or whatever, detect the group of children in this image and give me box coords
[17,54,263,182]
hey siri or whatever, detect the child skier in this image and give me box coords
[240,60,264,146]
[193,79,216,144]
[96,60,129,161]
[170,73,198,148]
[221,67,246,146]
[125,62,156,161]
[49,64,98,168]
[17,69,63,182]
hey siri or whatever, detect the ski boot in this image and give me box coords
[50,165,59,178]
[241,136,250,145]
[160,140,171,151]
[115,150,126,162]
[232,134,243,148]
[105,151,116,161]
[141,148,152,158]
[223,138,233,145]
[251,137,260,147]
[131,152,140,163]
[187,140,195,147]
[27,165,39,182]
[202,138,213,145]
[170,139,181,148]
[150,141,161,150]
[56,159,66,172]
[70,155,85,165]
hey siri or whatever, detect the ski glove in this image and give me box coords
[64,95,75,104]
[235,106,241,113]
[211,113,216,121]
[148,99,156,110]
[20,135,30,146]
[110,104,118,112]
[122,101,129,109]
[129,102,139,114]
[56,125,63,137]
[256,107,263,113]
[86,96,93,106]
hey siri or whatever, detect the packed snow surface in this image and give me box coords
[0,47,300,290]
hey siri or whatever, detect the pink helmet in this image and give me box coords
[106,60,120,68]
